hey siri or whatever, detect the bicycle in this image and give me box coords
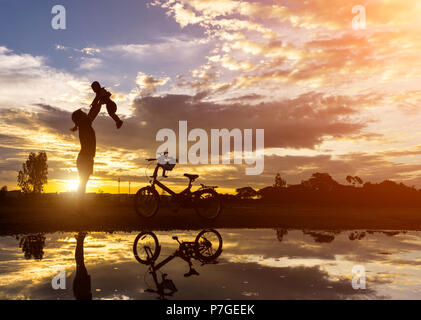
[134,153,222,219]
[133,229,223,299]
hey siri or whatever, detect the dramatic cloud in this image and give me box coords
[2,1,421,192]
[132,92,368,149]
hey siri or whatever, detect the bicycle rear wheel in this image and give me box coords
[133,231,160,264]
[193,189,221,220]
[195,229,223,261]
[134,186,160,218]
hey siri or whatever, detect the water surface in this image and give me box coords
[1,229,421,299]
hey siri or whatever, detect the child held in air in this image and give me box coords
[71,81,123,131]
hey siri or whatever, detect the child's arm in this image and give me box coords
[70,125,78,132]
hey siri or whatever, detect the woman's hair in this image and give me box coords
[91,81,101,91]
[72,109,89,126]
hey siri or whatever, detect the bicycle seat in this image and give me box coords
[184,174,199,180]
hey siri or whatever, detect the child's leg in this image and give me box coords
[106,101,121,122]
[106,101,123,128]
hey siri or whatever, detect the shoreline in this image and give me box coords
[1,202,421,235]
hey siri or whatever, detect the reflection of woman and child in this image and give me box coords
[73,232,92,300]
[71,81,123,210]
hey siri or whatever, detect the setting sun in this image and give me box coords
[66,179,79,192]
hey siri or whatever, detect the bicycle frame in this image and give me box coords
[146,243,196,299]
[147,253,179,299]
[150,163,195,197]
[135,158,221,219]
[152,252,178,271]
[150,242,195,272]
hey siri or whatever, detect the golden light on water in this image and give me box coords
[2,230,421,299]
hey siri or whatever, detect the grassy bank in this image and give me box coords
[1,199,421,235]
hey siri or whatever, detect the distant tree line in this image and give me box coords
[275,229,404,243]
[232,172,421,207]
[3,150,421,208]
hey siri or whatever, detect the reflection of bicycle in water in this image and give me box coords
[134,153,221,219]
[133,229,223,299]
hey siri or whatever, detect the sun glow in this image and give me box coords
[66,179,79,191]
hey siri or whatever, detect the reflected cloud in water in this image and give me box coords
[0,229,421,299]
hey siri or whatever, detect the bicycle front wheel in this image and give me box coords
[134,186,160,218]
[195,229,223,261]
[133,231,160,264]
[193,189,221,220]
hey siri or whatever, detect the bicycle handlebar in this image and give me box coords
[145,158,179,163]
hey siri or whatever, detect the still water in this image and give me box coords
[1,229,421,300]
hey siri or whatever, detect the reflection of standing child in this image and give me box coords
[70,81,123,131]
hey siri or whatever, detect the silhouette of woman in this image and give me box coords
[73,232,92,300]
[71,109,96,208]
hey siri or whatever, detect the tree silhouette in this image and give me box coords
[302,172,339,191]
[275,229,288,242]
[274,173,286,188]
[17,151,48,194]
[354,176,363,185]
[349,231,366,240]
[0,185,7,201]
[303,231,339,243]
[235,186,258,199]
[346,175,363,187]
[18,234,46,260]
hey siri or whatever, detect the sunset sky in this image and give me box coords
[1,0,421,194]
